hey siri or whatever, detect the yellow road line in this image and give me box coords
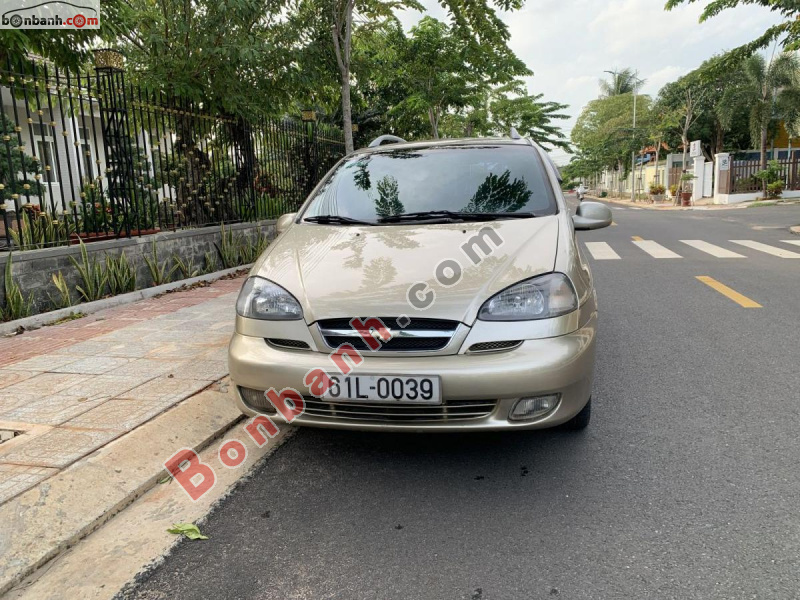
[631,235,643,241]
[696,276,762,308]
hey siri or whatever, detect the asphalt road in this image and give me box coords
[124,199,800,600]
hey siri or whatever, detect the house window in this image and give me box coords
[32,123,59,184]
[77,126,94,180]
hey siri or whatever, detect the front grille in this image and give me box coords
[317,317,459,353]
[266,338,310,350]
[468,340,523,353]
[301,398,497,423]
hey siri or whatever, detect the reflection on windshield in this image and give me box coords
[304,146,556,223]
[459,170,532,213]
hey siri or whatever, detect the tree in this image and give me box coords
[599,68,642,97]
[325,0,527,153]
[571,93,653,186]
[718,52,800,193]
[483,82,570,150]
[664,1,800,59]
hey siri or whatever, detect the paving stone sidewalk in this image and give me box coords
[0,275,244,505]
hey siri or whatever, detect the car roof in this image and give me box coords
[353,136,534,156]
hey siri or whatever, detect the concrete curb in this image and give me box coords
[790,225,800,235]
[0,381,245,596]
[0,265,252,337]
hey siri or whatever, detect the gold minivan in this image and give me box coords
[229,135,611,431]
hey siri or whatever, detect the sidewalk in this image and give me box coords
[0,274,247,593]
[585,194,737,211]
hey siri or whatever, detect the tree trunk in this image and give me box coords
[428,108,439,139]
[332,0,355,155]
[340,71,354,153]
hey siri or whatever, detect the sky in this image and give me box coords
[397,0,783,164]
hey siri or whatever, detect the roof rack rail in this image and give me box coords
[368,134,407,148]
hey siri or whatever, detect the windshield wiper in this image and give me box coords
[377,210,537,223]
[303,215,375,226]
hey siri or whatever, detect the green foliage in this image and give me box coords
[167,522,208,540]
[0,113,43,199]
[238,233,271,265]
[754,161,785,198]
[599,68,642,97]
[47,271,73,310]
[572,93,653,173]
[144,239,178,286]
[69,240,108,302]
[2,254,33,321]
[215,223,241,269]
[766,181,785,199]
[718,53,800,162]
[9,207,74,250]
[172,254,201,279]
[119,0,298,120]
[649,184,666,195]
[105,252,137,295]
[203,251,220,274]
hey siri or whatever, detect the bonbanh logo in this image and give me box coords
[0,0,100,29]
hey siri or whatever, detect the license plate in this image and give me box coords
[322,374,441,405]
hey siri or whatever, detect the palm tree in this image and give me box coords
[719,52,800,187]
[599,68,643,97]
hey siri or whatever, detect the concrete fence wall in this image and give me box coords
[0,220,275,315]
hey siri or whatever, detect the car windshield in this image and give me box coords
[301,145,557,224]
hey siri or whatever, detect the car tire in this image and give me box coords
[564,398,591,430]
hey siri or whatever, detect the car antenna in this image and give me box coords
[509,127,521,140]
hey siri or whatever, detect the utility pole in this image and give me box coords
[631,72,641,203]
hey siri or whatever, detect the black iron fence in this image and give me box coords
[0,59,345,250]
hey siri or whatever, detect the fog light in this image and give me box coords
[509,394,560,422]
[238,386,276,414]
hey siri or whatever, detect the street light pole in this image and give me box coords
[631,73,641,203]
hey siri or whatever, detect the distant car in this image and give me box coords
[228,135,612,431]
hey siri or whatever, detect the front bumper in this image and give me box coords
[227,312,596,432]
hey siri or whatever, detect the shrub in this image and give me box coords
[69,240,108,302]
[9,206,74,250]
[599,191,608,198]
[215,223,241,269]
[2,254,33,321]
[173,254,200,279]
[649,184,666,196]
[669,184,679,197]
[766,180,785,199]
[106,252,137,295]
[144,239,178,286]
[48,271,73,309]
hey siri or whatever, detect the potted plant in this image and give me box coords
[669,183,679,199]
[649,183,666,204]
[679,173,696,206]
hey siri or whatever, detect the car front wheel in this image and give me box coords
[564,398,591,430]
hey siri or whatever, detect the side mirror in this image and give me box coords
[572,202,612,231]
[275,213,297,234]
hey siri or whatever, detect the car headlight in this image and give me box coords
[235,277,303,321]
[478,273,578,321]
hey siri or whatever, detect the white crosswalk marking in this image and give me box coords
[633,240,682,258]
[629,207,643,211]
[584,242,621,260]
[781,239,800,248]
[730,240,800,258]
[680,240,745,258]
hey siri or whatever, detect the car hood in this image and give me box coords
[254,216,560,324]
